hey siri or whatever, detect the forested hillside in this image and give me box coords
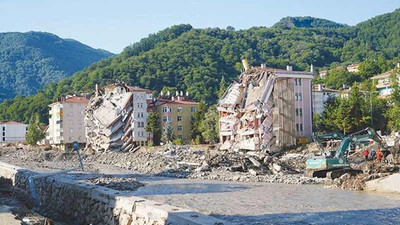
[1,9,400,124]
[0,31,113,101]
[273,16,347,29]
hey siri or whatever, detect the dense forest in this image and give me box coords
[0,31,113,101]
[272,16,347,29]
[1,9,400,126]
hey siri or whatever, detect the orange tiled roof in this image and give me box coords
[64,96,89,104]
[157,99,199,106]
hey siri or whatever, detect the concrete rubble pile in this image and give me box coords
[85,83,134,152]
[218,67,276,152]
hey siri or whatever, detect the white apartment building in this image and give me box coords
[312,84,340,115]
[0,121,28,143]
[128,87,153,146]
[47,96,88,149]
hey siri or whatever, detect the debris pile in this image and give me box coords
[85,175,145,191]
[85,83,134,152]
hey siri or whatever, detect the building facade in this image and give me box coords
[319,70,328,79]
[0,121,28,143]
[47,96,88,149]
[128,86,153,146]
[346,64,359,73]
[152,96,198,142]
[371,67,399,98]
[312,84,340,115]
[218,64,314,151]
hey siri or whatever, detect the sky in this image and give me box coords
[1,0,400,54]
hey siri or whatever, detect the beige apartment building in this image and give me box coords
[47,96,89,150]
[151,96,198,142]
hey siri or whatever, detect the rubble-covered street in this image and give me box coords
[1,144,400,225]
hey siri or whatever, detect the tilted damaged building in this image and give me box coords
[218,62,314,151]
[85,83,153,152]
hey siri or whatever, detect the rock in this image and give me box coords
[249,157,261,167]
[249,169,257,176]
[273,163,282,172]
[263,156,271,164]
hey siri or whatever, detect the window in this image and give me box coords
[2,137,5,141]
[295,108,299,116]
[177,126,183,131]
[2,127,5,131]
[191,107,197,113]
[163,116,172,122]
[177,116,183,122]
[296,123,299,132]
[298,93,302,101]
[163,107,172,113]
[295,93,298,101]
[137,122,145,128]
[300,108,303,116]
[298,78,302,86]
[177,107,183,112]
[295,79,298,86]
[178,135,183,139]
[300,124,303,132]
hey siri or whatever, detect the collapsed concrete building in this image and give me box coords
[85,83,153,152]
[218,62,314,151]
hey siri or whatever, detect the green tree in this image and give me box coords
[386,69,400,131]
[199,106,219,143]
[346,83,370,132]
[358,59,380,79]
[145,112,162,145]
[325,68,360,89]
[218,76,228,98]
[25,113,45,145]
[161,124,174,144]
[191,101,208,142]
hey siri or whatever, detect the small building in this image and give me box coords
[47,96,89,150]
[218,63,314,151]
[371,68,399,98]
[346,64,359,73]
[319,70,328,79]
[312,84,340,115]
[0,121,28,143]
[151,95,198,142]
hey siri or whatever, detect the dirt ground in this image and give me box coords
[1,145,400,225]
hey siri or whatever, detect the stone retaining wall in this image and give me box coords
[0,162,227,225]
